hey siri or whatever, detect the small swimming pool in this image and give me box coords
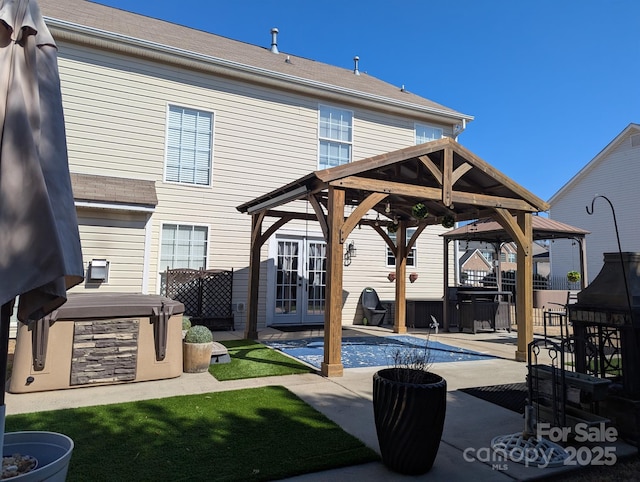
[263,335,494,369]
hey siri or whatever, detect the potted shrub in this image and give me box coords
[567,271,581,283]
[373,344,446,475]
[183,325,214,373]
[182,316,192,339]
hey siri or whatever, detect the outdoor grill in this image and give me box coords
[568,251,640,444]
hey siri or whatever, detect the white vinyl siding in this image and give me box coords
[318,105,352,169]
[549,127,640,283]
[55,41,456,325]
[70,210,148,293]
[165,105,213,186]
[160,224,208,270]
[415,123,443,145]
[387,228,417,267]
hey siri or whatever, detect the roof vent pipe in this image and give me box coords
[270,28,279,54]
[353,56,360,75]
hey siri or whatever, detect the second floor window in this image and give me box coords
[387,228,417,267]
[480,250,495,263]
[165,105,213,186]
[319,105,352,169]
[415,123,443,145]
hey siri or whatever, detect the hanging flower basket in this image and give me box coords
[388,272,396,282]
[409,273,419,283]
[387,222,398,233]
[567,271,581,283]
[412,203,428,220]
[441,215,455,229]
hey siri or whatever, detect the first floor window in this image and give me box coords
[160,224,208,270]
[165,105,213,186]
[387,228,417,267]
[415,123,443,145]
[319,105,352,169]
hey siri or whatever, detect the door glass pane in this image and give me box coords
[276,241,298,314]
[306,241,326,315]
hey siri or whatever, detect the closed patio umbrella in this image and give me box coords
[0,0,84,456]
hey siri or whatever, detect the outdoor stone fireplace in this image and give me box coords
[568,252,640,444]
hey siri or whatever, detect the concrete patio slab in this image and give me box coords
[5,326,637,481]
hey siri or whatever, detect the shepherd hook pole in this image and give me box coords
[586,195,633,319]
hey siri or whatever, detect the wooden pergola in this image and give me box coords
[237,137,550,377]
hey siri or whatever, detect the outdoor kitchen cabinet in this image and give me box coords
[457,289,512,333]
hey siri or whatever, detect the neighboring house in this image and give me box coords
[548,123,640,283]
[459,241,549,286]
[37,0,473,330]
[459,249,492,286]
[532,242,550,277]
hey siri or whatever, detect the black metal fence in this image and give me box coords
[461,271,581,292]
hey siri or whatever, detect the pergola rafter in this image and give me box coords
[237,137,551,375]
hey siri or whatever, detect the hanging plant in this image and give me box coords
[441,215,455,229]
[567,271,581,283]
[412,203,429,220]
[387,222,398,233]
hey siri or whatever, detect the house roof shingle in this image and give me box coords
[443,216,589,242]
[71,173,157,207]
[37,0,472,123]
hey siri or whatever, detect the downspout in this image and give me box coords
[454,118,467,141]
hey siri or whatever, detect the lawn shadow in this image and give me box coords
[5,386,377,481]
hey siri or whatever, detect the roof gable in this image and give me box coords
[549,123,640,204]
[460,249,492,270]
[238,137,549,225]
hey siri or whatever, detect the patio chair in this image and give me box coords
[543,290,578,343]
[361,287,387,326]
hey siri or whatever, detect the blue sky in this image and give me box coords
[96,0,638,202]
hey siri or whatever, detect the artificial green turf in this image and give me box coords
[209,339,314,381]
[6,386,378,481]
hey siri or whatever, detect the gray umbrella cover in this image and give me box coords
[0,0,83,322]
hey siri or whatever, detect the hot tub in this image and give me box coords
[10,293,184,393]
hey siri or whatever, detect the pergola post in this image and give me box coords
[443,238,450,332]
[515,212,533,361]
[244,213,263,340]
[394,220,407,334]
[322,186,344,377]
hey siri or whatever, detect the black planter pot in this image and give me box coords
[373,368,447,475]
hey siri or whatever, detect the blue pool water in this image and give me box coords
[263,335,494,369]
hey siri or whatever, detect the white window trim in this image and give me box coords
[163,103,216,188]
[414,122,443,145]
[317,104,354,169]
[386,229,418,268]
[158,221,211,275]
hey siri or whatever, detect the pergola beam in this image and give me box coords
[330,177,539,212]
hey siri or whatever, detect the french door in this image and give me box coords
[272,237,326,325]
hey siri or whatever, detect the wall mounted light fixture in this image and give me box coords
[88,259,109,282]
[343,241,357,267]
